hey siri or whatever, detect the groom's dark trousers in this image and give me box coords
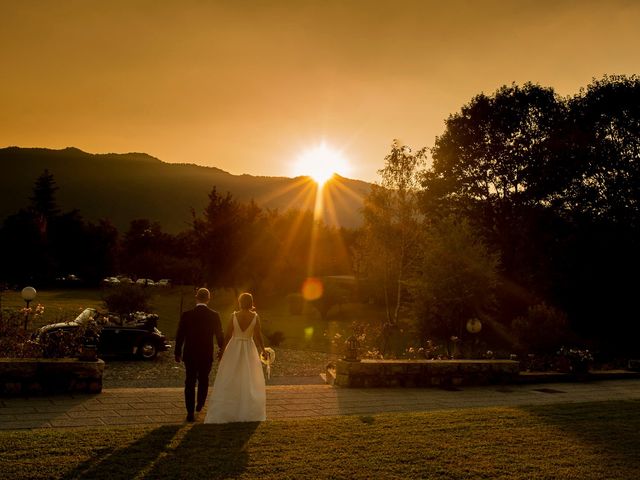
[175,304,224,415]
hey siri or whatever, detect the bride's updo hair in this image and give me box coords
[238,292,254,311]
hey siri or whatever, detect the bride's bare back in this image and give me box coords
[235,309,256,332]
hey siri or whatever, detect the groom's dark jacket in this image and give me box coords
[175,304,224,362]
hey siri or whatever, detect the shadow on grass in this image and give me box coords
[61,422,260,480]
[145,422,260,479]
[521,400,640,467]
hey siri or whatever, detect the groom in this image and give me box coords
[175,288,224,422]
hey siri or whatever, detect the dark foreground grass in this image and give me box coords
[1,401,639,479]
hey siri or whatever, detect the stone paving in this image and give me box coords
[1,379,639,430]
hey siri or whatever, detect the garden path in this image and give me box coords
[1,378,640,430]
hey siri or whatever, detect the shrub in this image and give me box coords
[39,315,103,359]
[0,311,43,358]
[557,347,594,374]
[512,302,569,353]
[103,285,152,316]
[265,330,285,347]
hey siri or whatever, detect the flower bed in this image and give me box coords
[0,358,104,396]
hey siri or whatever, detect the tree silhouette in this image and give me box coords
[29,169,60,234]
[421,76,640,354]
[358,140,426,353]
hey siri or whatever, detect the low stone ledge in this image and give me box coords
[335,359,520,388]
[517,369,640,384]
[0,358,104,396]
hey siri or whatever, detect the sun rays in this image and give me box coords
[291,142,351,187]
[251,156,361,309]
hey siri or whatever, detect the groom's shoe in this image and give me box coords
[186,412,195,422]
[195,403,203,413]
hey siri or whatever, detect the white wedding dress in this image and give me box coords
[204,312,266,423]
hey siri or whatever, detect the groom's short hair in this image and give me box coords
[196,288,210,302]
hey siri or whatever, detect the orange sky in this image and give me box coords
[1,0,639,182]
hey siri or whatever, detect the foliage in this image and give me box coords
[0,169,357,292]
[410,216,499,343]
[0,170,118,285]
[29,169,60,224]
[556,346,594,374]
[309,277,353,320]
[563,74,640,223]
[0,305,102,359]
[512,302,569,353]
[349,318,384,358]
[39,319,102,359]
[0,311,43,358]
[426,82,566,206]
[421,76,640,354]
[191,188,355,297]
[120,219,194,283]
[357,140,427,353]
[102,285,152,317]
[557,75,640,351]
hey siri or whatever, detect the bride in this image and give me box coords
[204,292,267,423]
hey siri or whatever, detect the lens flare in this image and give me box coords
[304,326,314,340]
[301,277,323,301]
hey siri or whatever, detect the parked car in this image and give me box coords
[157,279,172,287]
[102,277,120,286]
[34,308,171,360]
[135,278,155,286]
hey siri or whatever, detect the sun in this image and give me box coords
[292,142,350,186]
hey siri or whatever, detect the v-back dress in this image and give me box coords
[204,312,266,423]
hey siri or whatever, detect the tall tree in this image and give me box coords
[424,83,566,311]
[191,187,244,291]
[557,75,640,349]
[360,140,427,332]
[426,83,566,207]
[563,75,640,226]
[29,169,60,234]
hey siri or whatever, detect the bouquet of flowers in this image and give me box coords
[260,347,276,379]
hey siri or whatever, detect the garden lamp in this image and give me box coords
[466,318,482,334]
[21,286,37,330]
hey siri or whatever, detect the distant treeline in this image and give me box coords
[0,146,369,232]
[0,170,356,298]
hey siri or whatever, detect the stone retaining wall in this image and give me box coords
[0,358,104,395]
[335,359,520,388]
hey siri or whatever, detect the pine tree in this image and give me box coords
[29,169,60,235]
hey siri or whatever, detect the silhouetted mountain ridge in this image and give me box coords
[0,146,369,232]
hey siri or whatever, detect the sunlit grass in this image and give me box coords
[1,401,638,479]
[0,288,382,352]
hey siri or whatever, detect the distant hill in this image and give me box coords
[0,147,371,232]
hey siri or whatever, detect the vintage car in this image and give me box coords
[35,308,171,360]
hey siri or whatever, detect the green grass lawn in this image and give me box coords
[0,287,378,352]
[1,401,638,479]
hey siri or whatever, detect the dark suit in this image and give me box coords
[175,304,224,415]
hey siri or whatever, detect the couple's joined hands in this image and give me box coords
[174,350,224,363]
